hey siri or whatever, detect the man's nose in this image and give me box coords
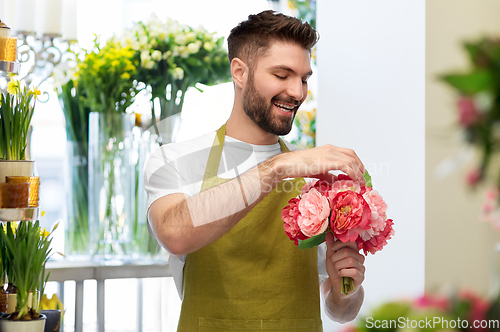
[287,78,304,102]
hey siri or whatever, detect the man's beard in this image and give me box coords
[242,73,299,136]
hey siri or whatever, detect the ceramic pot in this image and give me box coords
[40,310,61,332]
[0,313,46,332]
[0,160,34,184]
[6,292,33,314]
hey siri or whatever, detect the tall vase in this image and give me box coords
[132,112,182,261]
[63,141,89,258]
[88,112,135,262]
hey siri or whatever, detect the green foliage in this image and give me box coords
[0,221,56,320]
[298,232,325,249]
[0,81,39,160]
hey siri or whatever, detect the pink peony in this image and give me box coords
[282,197,308,245]
[358,187,388,241]
[466,168,482,187]
[357,219,394,255]
[327,175,362,201]
[414,293,450,312]
[301,179,332,196]
[297,188,331,237]
[458,97,481,127]
[330,190,371,242]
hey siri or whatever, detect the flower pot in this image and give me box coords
[6,292,33,314]
[0,160,34,184]
[40,310,61,332]
[0,313,46,332]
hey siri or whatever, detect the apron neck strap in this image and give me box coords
[201,123,289,191]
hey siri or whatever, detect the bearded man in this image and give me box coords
[145,10,366,332]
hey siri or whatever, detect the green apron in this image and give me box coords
[177,124,323,332]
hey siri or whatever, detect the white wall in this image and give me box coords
[316,0,426,329]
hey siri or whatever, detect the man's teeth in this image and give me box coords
[274,102,295,112]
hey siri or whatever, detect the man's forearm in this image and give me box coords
[321,279,364,324]
[150,156,282,256]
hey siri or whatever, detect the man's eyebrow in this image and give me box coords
[269,65,313,77]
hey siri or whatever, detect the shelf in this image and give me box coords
[0,207,41,221]
[0,60,21,75]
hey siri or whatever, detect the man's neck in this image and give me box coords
[225,110,279,146]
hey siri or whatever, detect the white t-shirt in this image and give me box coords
[144,131,327,299]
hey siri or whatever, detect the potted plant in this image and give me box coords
[0,79,40,183]
[0,220,57,332]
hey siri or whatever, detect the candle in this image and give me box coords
[14,0,36,33]
[40,0,62,35]
[3,0,16,29]
[61,0,77,40]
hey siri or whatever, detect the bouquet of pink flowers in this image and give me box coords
[281,172,394,295]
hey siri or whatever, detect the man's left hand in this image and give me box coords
[325,231,365,297]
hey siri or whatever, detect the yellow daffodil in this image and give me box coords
[121,72,130,80]
[7,80,19,95]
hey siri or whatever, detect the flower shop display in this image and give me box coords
[281,172,394,295]
[440,37,500,227]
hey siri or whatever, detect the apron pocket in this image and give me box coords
[198,317,317,331]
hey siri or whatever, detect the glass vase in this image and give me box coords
[88,112,135,262]
[63,141,90,258]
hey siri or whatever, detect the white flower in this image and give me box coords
[151,50,162,61]
[174,34,187,46]
[140,50,151,62]
[172,46,180,57]
[179,46,190,58]
[185,32,196,43]
[186,42,200,54]
[143,59,155,69]
[203,42,215,52]
[172,67,184,80]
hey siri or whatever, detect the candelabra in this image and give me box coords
[0,33,77,101]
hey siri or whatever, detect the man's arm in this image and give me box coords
[148,144,365,256]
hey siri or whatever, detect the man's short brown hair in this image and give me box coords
[227,10,319,68]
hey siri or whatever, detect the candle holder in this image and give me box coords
[0,31,77,97]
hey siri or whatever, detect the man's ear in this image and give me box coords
[231,58,249,89]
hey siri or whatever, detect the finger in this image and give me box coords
[331,239,359,252]
[312,172,337,183]
[333,255,366,275]
[331,244,365,266]
[325,232,335,255]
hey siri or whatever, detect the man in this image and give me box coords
[145,10,366,331]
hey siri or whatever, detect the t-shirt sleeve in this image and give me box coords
[144,146,191,211]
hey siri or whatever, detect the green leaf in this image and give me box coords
[363,171,372,188]
[298,232,326,249]
[440,70,492,94]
